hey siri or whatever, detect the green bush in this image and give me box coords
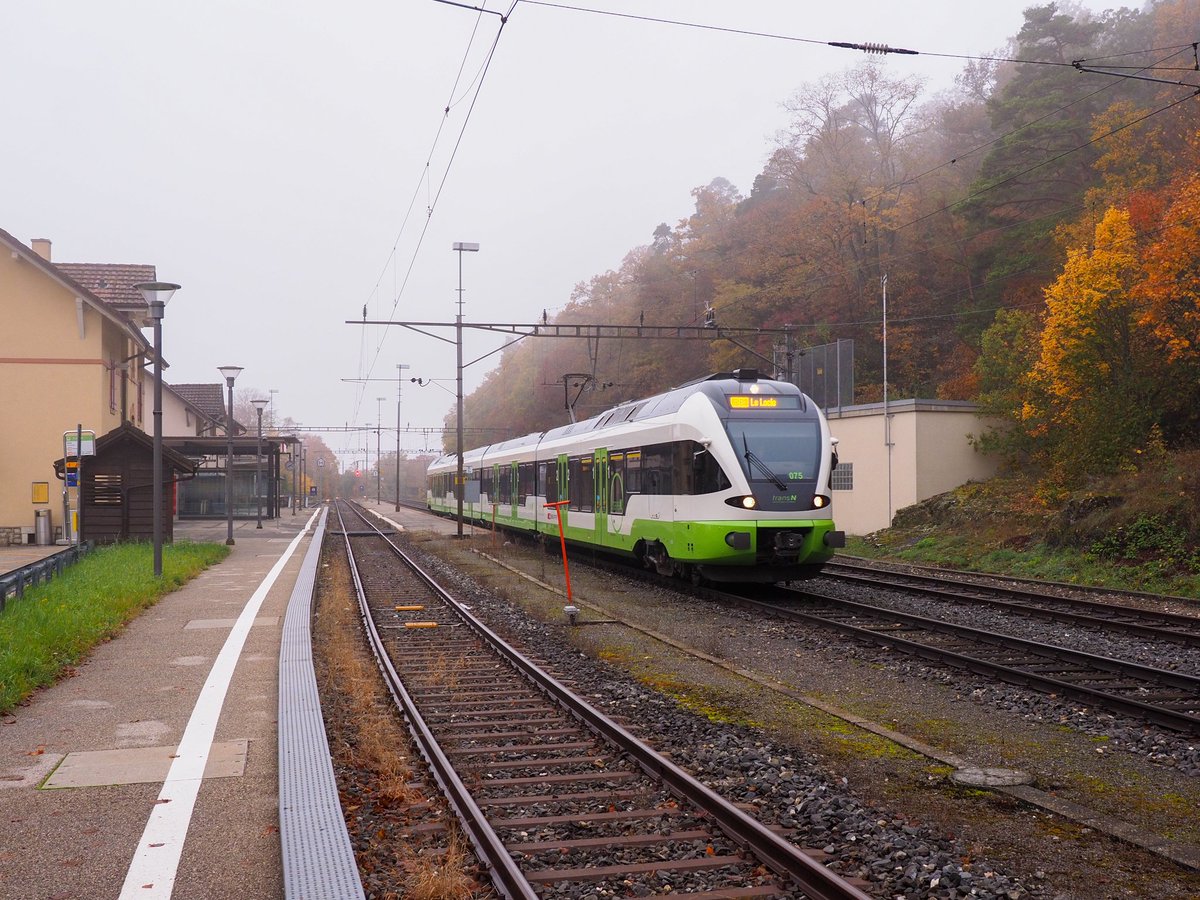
[1089,515,1198,573]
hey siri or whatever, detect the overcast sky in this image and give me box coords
[3,0,1116,467]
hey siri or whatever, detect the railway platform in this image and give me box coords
[0,510,324,900]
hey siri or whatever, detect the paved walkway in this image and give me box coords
[0,512,321,900]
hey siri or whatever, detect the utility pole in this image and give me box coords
[376,397,385,503]
[396,363,410,509]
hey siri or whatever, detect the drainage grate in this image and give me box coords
[278,510,365,900]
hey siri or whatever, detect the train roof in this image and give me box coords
[432,369,805,467]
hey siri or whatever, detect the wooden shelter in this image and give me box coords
[53,422,196,544]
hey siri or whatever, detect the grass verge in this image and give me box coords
[0,541,228,713]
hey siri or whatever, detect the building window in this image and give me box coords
[830,462,854,491]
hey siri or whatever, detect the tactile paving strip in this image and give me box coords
[277,510,365,899]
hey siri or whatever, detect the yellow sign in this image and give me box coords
[729,395,779,409]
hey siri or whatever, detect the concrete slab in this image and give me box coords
[44,740,248,789]
[183,616,280,630]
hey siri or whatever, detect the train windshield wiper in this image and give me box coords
[742,435,788,491]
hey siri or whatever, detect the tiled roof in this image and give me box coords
[169,383,226,422]
[53,263,158,324]
[0,228,148,347]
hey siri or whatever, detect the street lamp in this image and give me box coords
[136,281,180,578]
[218,365,243,545]
[452,241,479,538]
[251,399,268,528]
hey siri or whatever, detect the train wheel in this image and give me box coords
[643,541,676,577]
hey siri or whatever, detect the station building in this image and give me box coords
[0,230,158,545]
[825,399,1002,535]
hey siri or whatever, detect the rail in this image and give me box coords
[335,500,872,900]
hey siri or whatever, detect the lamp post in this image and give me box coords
[136,281,180,578]
[291,438,298,515]
[452,241,479,538]
[395,363,409,510]
[251,399,268,528]
[218,365,243,545]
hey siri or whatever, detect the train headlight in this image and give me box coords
[742,496,757,509]
[724,495,757,509]
[812,494,829,508]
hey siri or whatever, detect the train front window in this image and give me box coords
[725,420,820,484]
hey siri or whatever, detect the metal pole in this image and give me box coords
[396,364,408,510]
[882,272,892,526]
[451,242,478,536]
[226,377,236,545]
[255,406,264,528]
[151,301,164,576]
[76,423,83,546]
[376,397,384,504]
[456,297,464,537]
[291,440,298,515]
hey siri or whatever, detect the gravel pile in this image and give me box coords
[810,576,1200,777]
[411,544,1042,900]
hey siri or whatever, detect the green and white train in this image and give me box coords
[425,369,845,583]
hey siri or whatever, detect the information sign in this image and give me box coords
[63,431,97,457]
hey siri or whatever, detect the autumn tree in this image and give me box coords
[1134,166,1200,442]
[1025,206,1161,475]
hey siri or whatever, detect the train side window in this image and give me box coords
[691,441,731,494]
[609,452,625,514]
[625,450,642,495]
[641,443,673,495]
[672,442,695,495]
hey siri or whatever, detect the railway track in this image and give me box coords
[733,585,1200,735]
[821,559,1200,648]
[332,500,872,899]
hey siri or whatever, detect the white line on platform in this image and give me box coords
[119,510,320,899]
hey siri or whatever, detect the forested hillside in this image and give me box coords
[457,1,1199,484]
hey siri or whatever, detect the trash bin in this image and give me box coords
[34,509,52,546]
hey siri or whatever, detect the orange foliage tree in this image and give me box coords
[1134,168,1200,440]
[1024,207,1165,475]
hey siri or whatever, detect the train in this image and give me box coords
[425,368,845,583]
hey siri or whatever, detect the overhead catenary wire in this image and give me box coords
[355,2,1195,425]
[352,2,515,423]
[854,43,1198,213]
[891,86,1200,235]
[517,0,1199,69]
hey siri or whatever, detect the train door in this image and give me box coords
[510,461,518,519]
[556,455,568,503]
[491,463,500,516]
[594,448,608,543]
